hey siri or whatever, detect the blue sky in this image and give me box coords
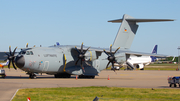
[0,1,179,56]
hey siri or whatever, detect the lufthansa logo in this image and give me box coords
[44,54,57,57]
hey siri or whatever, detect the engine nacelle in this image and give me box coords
[85,50,97,61]
[136,63,144,70]
[115,53,126,64]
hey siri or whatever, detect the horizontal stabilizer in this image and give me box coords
[108,19,174,23]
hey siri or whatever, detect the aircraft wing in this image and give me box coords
[73,45,111,53]
[72,45,170,57]
[57,45,170,58]
[122,50,171,57]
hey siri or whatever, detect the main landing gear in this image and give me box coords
[78,75,95,79]
[54,73,71,78]
[29,73,36,79]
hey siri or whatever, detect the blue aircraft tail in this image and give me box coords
[150,45,158,62]
[56,42,60,46]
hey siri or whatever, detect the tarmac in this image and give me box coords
[0,68,180,101]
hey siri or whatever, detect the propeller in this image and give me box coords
[26,43,35,48]
[5,46,17,70]
[26,43,28,48]
[103,44,120,71]
[75,43,90,71]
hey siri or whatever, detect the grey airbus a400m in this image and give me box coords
[5,14,173,79]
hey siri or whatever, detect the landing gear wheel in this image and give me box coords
[29,73,36,79]
[174,84,177,87]
[89,76,95,79]
[54,73,71,78]
[78,75,95,79]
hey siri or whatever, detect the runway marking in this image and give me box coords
[119,74,128,76]
[10,89,19,101]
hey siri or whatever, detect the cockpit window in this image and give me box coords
[26,51,30,55]
[19,51,26,55]
[19,50,34,55]
[30,51,33,55]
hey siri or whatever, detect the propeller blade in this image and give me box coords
[9,46,12,55]
[80,59,83,69]
[103,49,109,56]
[111,62,115,72]
[84,47,90,54]
[75,46,81,54]
[80,59,85,72]
[8,60,11,69]
[26,43,28,48]
[81,42,83,53]
[12,60,17,70]
[110,44,112,55]
[80,59,82,65]
[75,58,80,65]
[115,61,120,66]
[114,47,120,54]
[109,44,112,53]
[106,61,111,69]
[5,51,8,55]
[12,47,17,56]
[85,61,91,66]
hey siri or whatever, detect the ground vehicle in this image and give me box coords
[168,76,180,87]
[0,69,5,78]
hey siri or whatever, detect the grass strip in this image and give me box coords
[13,86,180,101]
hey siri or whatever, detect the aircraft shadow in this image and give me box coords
[0,75,79,79]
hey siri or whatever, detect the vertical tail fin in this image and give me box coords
[151,45,158,62]
[109,14,174,49]
[56,42,60,46]
[152,45,158,54]
[110,14,138,49]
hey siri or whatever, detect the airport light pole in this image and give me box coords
[177,47,180,71]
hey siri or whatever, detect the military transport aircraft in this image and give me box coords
[5,14,174,79]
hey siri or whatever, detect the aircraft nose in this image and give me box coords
[15,55,25,68]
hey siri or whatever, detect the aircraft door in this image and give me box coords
[43,61,49,71]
